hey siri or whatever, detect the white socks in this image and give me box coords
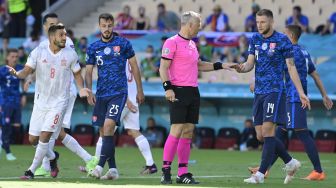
[135,135,154,166]
[29,141,49,173]
[62,134,92,162]
[95,137,102,157]
[41,138,56,171]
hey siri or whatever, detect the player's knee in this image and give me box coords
[256,135,264,142]
[29,136,38,145]
[181,126,194,138]
[126,129,140,138]
[57,129,66,140]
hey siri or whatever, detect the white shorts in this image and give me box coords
[120,106,140,130]
[29,104,66,138]
[62,94,77,129]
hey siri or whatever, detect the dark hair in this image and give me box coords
[245,119,253,124]
[43,13,58,24]
[158,3,165,8]
[256,9,273,19]
[293,6,301,13]
[67,29,74,37]
[48,23,65,36]
[99,13,114,23]
[7,48,18,55]
[147,45,154,49]
[286,25,302,40]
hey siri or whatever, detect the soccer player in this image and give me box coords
[159,11,235,184]
[234,9,310,184]
[269,25,333,180]
[0,49,25,161]
[8,23,91,180]
[119,61,157,174]
[85,13,145,179]
[25,13,98,178]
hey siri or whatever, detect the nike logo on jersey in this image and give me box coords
[96,51,101,53]
[265,115,273,118]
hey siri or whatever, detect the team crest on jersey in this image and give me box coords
[104,47,111,55]
[112,46,121,56]
[270,43,276,49]
[261,43,268,50]
[42,59,48,64]
[61,58,67,66]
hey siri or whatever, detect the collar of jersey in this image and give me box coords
[259,30,276,39]
[47,46,64,56]
[178,33,190,41]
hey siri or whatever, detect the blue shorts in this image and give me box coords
[1,104,21,126]
[92,94,127,127]
[252,92,286,126]
[286,102,307,129]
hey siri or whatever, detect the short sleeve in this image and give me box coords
[282,37,294,59]
[85,44,96,65]
[71,52,80,73]
[66,37,75,50]
[161,38,176,60]
[302,16,309,26]
[247,36,255,55]
[205,15,212,25]
[26,48,38,69]
[307,53,316,74]
[223,14,229,24]
[124,39,135,59]
[329,13,336,22]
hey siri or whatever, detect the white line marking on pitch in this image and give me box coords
[0,175,246,180]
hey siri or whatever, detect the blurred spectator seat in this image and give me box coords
[72,124,94,146]
[315,130,336,153]
[196,127,215,149]
[215,127,240,149]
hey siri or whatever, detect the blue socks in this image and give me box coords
[259,137,275,174]
[296,130,322,173]
[98,136,116,169]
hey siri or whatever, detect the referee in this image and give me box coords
[159,11,235,184]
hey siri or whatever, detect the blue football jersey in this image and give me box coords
[248,31,294,94]
[0,64,24,106]
[285,45,315,103]
[86,36,135,98]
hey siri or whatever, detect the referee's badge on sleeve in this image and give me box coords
[163,48,170,55]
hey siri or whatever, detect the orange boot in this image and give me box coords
[303,170,326,181]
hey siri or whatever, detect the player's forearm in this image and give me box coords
[288,66,305,95]
[312,73,328,97]
[132,66,144,92]
[74,71,85,90]
[16,69,32,79]
[85,70,93,90]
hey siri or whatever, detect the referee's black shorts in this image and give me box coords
[169,86,200,124]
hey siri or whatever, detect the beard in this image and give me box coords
[55,40,66,48]
[260,26,271,35]
[102,31,113,40]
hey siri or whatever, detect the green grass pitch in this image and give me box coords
[0,145,335,188]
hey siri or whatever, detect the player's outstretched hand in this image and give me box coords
[323,95,333,110]
[6,65,17,76]
[24,80,31,92]
[87,94,96,106]
[300,93,311,110]
[79,88,92,98]
[127,100,138,113]
[234,63,245,73]
[136,91,145,105]
[222,62,237,71]
[249,82,255,93]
